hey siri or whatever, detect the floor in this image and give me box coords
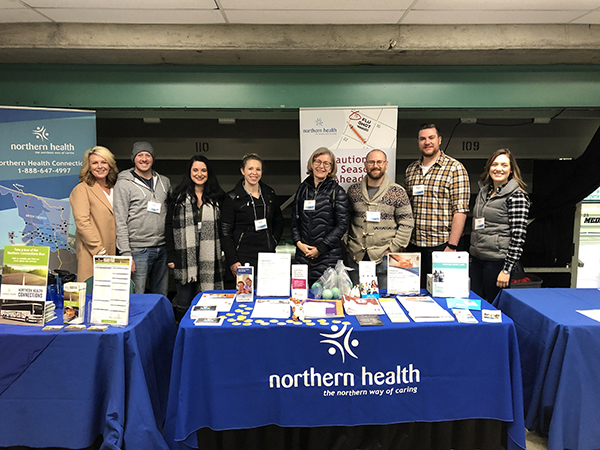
[525,430,549,450]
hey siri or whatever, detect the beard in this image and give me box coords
[367,169,385,180]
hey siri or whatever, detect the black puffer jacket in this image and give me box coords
[221,179,284,269]
[291,176,349,284]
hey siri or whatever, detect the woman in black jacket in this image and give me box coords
[221,153,284,278]
[291,147,349,285]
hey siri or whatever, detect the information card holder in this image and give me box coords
[257,252,291,297]
[387,252,421,295]
[90,255,132,327]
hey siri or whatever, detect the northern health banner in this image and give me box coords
[0,106,96,273]
[299,106,398,190]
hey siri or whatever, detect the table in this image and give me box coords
[165,291,526,450]
[0,294,176,450]
[494,288,600,450]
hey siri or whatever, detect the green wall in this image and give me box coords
[1,64,599,110]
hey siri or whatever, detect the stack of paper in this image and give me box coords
[195,293,235,313]
[343,294,384,315]
[397,296,454,322]
[379,297,410,323]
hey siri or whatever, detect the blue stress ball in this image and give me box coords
[311,282,322,296]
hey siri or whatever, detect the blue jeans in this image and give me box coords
[131,245,168,296]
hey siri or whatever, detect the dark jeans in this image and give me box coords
[469,257,507,304]
[405,243,448,288]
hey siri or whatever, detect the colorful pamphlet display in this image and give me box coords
[0,245,51,326]
[257,252,291,297]
[430,251,470,298]
[358,260,379,298]
[90,255,132,327]
[236,264,254,302]
[63,282,86,324]
[387,252,421,295]
[291,264,309,300]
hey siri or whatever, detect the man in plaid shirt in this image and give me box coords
[405,123,470,286]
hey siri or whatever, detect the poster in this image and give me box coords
[299,106,398,189]
[0,106,96,274]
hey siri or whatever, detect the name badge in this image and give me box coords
[366,211,381,222]
[304,200,316,211]
[474,218,485,230]
[197,222,202,233]
[255,218,268,231]
[412,185,425,196]
[147,201,161,213]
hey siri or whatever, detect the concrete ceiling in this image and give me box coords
[1,0,600,65]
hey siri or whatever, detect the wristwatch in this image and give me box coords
[446,243,458,250]
[502,269,510,275]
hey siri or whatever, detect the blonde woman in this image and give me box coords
[69,146,119,281]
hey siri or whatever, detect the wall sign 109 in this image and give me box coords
[196,142,210,152]
[462,141,480,151]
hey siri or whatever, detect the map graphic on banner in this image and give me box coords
[300,106,398,189]
[0,106,96,273]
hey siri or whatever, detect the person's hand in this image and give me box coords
[131,259,136,273]
[444,246,456,252]
[305,246,320,259]
[389,253,413,269]
[167,262,175,269]
[230,262,241,277]
[496,271,510,288]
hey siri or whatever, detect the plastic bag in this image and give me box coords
[335,260,353,297]
[311,267,337,299]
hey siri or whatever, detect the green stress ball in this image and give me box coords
[322,289,333,299]
[331,287,341,299]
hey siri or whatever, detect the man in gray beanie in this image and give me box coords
[114,141,171,296]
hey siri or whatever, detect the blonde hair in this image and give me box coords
[306,147,338,179]
[79,146,119,188]
[241,153,262,168]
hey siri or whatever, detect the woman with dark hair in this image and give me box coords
[69,146,119,281]
[221,153,284,278]
[166,155,226,318]
[291,147,349,285]
[470,148,530,302]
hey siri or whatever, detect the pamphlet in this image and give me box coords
[482,310,502,323]
[195,293,235,313]
[90,255,132,327]
[356,315,384,326]
[387,253,421,295]
[302,298,344,318]
[446,298,481,310]
[397,296,454,322]
[257,252,291,297]
[87,325,108,332]
[379,297,410,323]
[236,265,254,302]
[194,317,225,327]
[359,260,379,298]
[431,251,469,298]
[63,282,86,324]
[251,298,291,319]
[343,294,384,315]
[291,264,309,300]
[190,304,218,320]
[0,245,50,327]
[452,308,478,323]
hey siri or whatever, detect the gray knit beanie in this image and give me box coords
[131,141,155,161]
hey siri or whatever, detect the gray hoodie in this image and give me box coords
[113,169,171,255]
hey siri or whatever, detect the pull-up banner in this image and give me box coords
[299,106,398,190]
[0,106,96,273]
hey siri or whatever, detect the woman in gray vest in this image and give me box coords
[470,148,530,302]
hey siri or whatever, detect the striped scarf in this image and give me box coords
[172,195,224,290]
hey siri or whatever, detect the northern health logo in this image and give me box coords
[33,126,49,141]
[320,324,359,363]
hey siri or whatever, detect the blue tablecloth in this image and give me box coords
[165,291,526,450]
[494,288,600,450]
[0,294,177,450]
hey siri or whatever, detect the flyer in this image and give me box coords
[431,251,469,298]
[236,265,254,302]
[257,252,291,297]
[90,255,132,327]
[387,253,421,295]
